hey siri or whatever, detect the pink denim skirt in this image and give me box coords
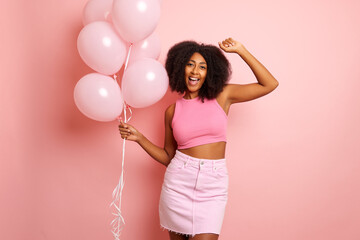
[159,150,228,236]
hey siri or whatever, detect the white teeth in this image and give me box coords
[189,77,199,81]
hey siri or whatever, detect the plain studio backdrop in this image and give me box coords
[1,0,359,239]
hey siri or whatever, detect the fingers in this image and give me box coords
[220,38,235,48]
[118,119,126,128]
[119,129,131,135]
[119,128,131,137]
[118,120,138,140]
[118,120,131,130]
[119,130,132,140]
[118,120,130,138]
[120,132,130,139]
[218,41,225,50]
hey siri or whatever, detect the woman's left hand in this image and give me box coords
[218,38,245,54]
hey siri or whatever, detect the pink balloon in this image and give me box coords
[122,58,168,108]
[77,21,127,75]
[112,0,161,43]
[128,32,161,64]
[82,0,113,25]
[74,73,124,122]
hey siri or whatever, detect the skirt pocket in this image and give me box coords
[214,166,229,179]
[165,158,185,174]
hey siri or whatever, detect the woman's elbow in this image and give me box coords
[271,80,279,90]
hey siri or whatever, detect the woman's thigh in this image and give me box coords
[169,231,188,240]
[189,233,219,240]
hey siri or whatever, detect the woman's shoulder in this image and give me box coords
[164,102,177,126]
[165,96,183,113]
[166,102,176,111]
[165,102,176,117]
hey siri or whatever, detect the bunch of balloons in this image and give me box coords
[74,0,168,122]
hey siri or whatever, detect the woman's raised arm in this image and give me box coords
[219,38,279,104]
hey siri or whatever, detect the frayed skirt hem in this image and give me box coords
[160,225,220,237]
[160,225,195,237]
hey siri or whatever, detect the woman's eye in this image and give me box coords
[200,66,206,69]
[187,63,193,66]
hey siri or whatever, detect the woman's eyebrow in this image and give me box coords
[189,60,207,64]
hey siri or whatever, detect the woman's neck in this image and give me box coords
[183,92,199,99]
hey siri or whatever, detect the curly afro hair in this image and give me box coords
[165,41,232,102]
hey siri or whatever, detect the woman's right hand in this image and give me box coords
[118,120,143,142]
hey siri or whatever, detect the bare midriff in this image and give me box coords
[178,141,226,160]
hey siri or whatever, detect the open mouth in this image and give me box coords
[188,77,200,86]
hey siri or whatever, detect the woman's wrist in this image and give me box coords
[236,44,247,56]
[136,133,145,144]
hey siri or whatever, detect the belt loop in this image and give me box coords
[184,155,190,167]
[213,161,217,172]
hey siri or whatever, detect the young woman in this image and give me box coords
[118,38,279,240]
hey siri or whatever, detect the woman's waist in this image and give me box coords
[176,142,226,160]
[172,149,226,170]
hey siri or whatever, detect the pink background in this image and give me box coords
[1,0,360,239]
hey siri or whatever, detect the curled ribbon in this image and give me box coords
[110,43,133,240]
[110,103,132,240]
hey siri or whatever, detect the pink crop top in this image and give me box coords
[171,96,228,149]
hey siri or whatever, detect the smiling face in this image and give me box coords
[184,52,207,95]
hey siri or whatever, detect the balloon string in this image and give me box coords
[124,43,133,71]
[110,102,132,240]
[110,42,133,240]
[113,43,133,86]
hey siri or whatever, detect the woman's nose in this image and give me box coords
[191,66,199,74]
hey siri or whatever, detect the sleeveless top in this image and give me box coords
[172,96,228,149]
